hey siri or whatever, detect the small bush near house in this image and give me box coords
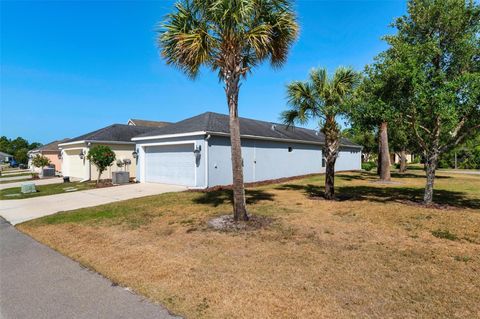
[31,154,51,170]
[86,145,116,185]
[362,161,376,172]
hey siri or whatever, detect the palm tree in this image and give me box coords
[282,67,360,199]
[158,0,298,221]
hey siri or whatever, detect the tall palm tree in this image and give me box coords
[157,0,298,221]
[282,67,360,199]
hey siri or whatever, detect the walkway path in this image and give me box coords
[0,177,63,190]
[0,217,180,319]
[0,183,186,225]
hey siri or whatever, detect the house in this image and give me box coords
[132,112,362,188]
[390,152,415,164]
[59,124,159,181]
[0,151,13,163]
[127,119,172,127]
[28,139,70,173]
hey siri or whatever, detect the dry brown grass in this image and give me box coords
[18,170,480,319]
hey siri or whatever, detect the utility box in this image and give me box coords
[42,168,55,177]
[112,171,130,185]
[21,182,37,194]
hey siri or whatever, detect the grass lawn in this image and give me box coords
[0,172,32,179]
[0,177,33,184]
[18,171,480,318]
[1,182,97,199]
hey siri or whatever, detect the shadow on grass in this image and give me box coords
[193,189,275,207]
[276,183,480,210]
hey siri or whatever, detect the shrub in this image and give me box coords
[86,145,116,184]
[31,154,51,169]
[362,161,377,172]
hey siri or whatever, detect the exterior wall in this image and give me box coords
[135,134,362,188]
[135,135,207,188]
[60,142,137,181]
[207,136,326,187]
[62,148,87,179]
[335,147,362,171]
[392,153,413,164]
[88,143,136,181]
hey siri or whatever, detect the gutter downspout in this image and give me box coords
[205,134,211,188]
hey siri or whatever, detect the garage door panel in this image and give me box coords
[145,144,195,186]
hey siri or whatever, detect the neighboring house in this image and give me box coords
[59,124,158,181]
[132,112,362,188]
[127,119,172,127]
[390,152,415,164]
[0,152,13,163]
[28,139,69,173]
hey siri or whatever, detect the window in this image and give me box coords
[288,147,293,152]
[322,157,326,167]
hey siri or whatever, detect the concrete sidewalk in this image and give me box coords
[0,183,186,225]
[0,177,64,190]
[0,217,180,319]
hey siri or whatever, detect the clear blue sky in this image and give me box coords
[0,0,406,144]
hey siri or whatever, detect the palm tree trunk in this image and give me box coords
[379,122,391,181]
[225,69,248,221]
[322,116,340,200]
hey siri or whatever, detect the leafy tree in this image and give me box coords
[158,0,299,221]
[86,145,116,184]
[350,60,404,181]
[14,148,29,165]
[282,67,360,199]
[0,136,42,160]
[31,154,51,170]
[385,0,480,204]
[342,127,377,162]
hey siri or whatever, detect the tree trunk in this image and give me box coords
[379,122,391,181]
[423,153,438,205]
[225,69,248,221]
[399,148,407,173]
[376,132,381,176]
[97,170,102,185]
[322,115,340,200]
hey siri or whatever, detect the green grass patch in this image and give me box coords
[0,182,97,200]
[431,229,458,241]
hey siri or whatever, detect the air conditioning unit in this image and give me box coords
[112,171,130,185]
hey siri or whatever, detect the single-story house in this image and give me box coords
[28,139,70,173]
[391,152,415,164]
[132,112,362,188]
[0,151,13,163]
[59,124,160,181]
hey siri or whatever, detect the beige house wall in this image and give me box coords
[88,143,137,181]
[60,142,137,181]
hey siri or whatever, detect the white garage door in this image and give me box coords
[144,144,195,186]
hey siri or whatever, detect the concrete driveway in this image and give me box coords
[0,183,186,225]
[0,177,64,190]
[0,217,180,319]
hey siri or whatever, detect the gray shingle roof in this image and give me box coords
[63,124,159,144]
[30,139,70,153]
[128,119,172,127]
[134,112,361,148]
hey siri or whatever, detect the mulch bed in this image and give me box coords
[208,214,273,232]
[395,199,461,211]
